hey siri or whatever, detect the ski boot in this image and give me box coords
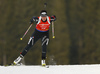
[41,59,46,66]
[13,54,24,65]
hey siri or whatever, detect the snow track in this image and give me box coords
[0,65,100,74]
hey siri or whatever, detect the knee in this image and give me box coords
[28,37,34,45]
[42,38,49,46]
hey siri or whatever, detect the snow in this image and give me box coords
[0,65,100,74]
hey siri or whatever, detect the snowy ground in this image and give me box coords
[0,64,100,74]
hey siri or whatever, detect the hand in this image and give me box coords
[30,19,33,24]
[51,15,56,21]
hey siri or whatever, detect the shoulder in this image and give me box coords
[47,16,51,19]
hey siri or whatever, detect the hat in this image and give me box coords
[40,10,47,17]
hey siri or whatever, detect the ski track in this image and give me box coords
[0,65,100,74]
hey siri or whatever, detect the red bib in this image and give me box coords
[36,16,51,32]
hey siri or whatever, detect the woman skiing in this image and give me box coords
[13,10,56,66]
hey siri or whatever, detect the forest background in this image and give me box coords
[0,0,100,65]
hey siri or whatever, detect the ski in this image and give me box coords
[41,65,49,68]
[5,63,14,66]
[4,63,49,68]
[45,65,49,68]
[5,63,22,67]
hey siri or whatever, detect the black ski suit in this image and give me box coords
[20,15,56,59]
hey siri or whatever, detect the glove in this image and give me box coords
[51,15,56,21]
[29,16,38,24]
[30,19,33,24]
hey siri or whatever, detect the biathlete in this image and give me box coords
[13,10,56,66]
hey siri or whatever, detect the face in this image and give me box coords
[41,16,47,21]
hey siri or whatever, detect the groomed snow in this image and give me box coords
[0,65,100,74]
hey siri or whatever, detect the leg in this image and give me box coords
[21,36,37,56]
[14,30,40,64]
[13,36,39,64]
[21,29,40,56]
[41,36,49,60]
[41,35,49,66]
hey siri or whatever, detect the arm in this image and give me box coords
[50,15,56,22]
[30,16,39,24]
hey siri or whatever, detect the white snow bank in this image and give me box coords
[0,64,100,74]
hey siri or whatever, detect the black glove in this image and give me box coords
[30,16,39,24]
[51,15,56,21]
[30,19,33,24]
